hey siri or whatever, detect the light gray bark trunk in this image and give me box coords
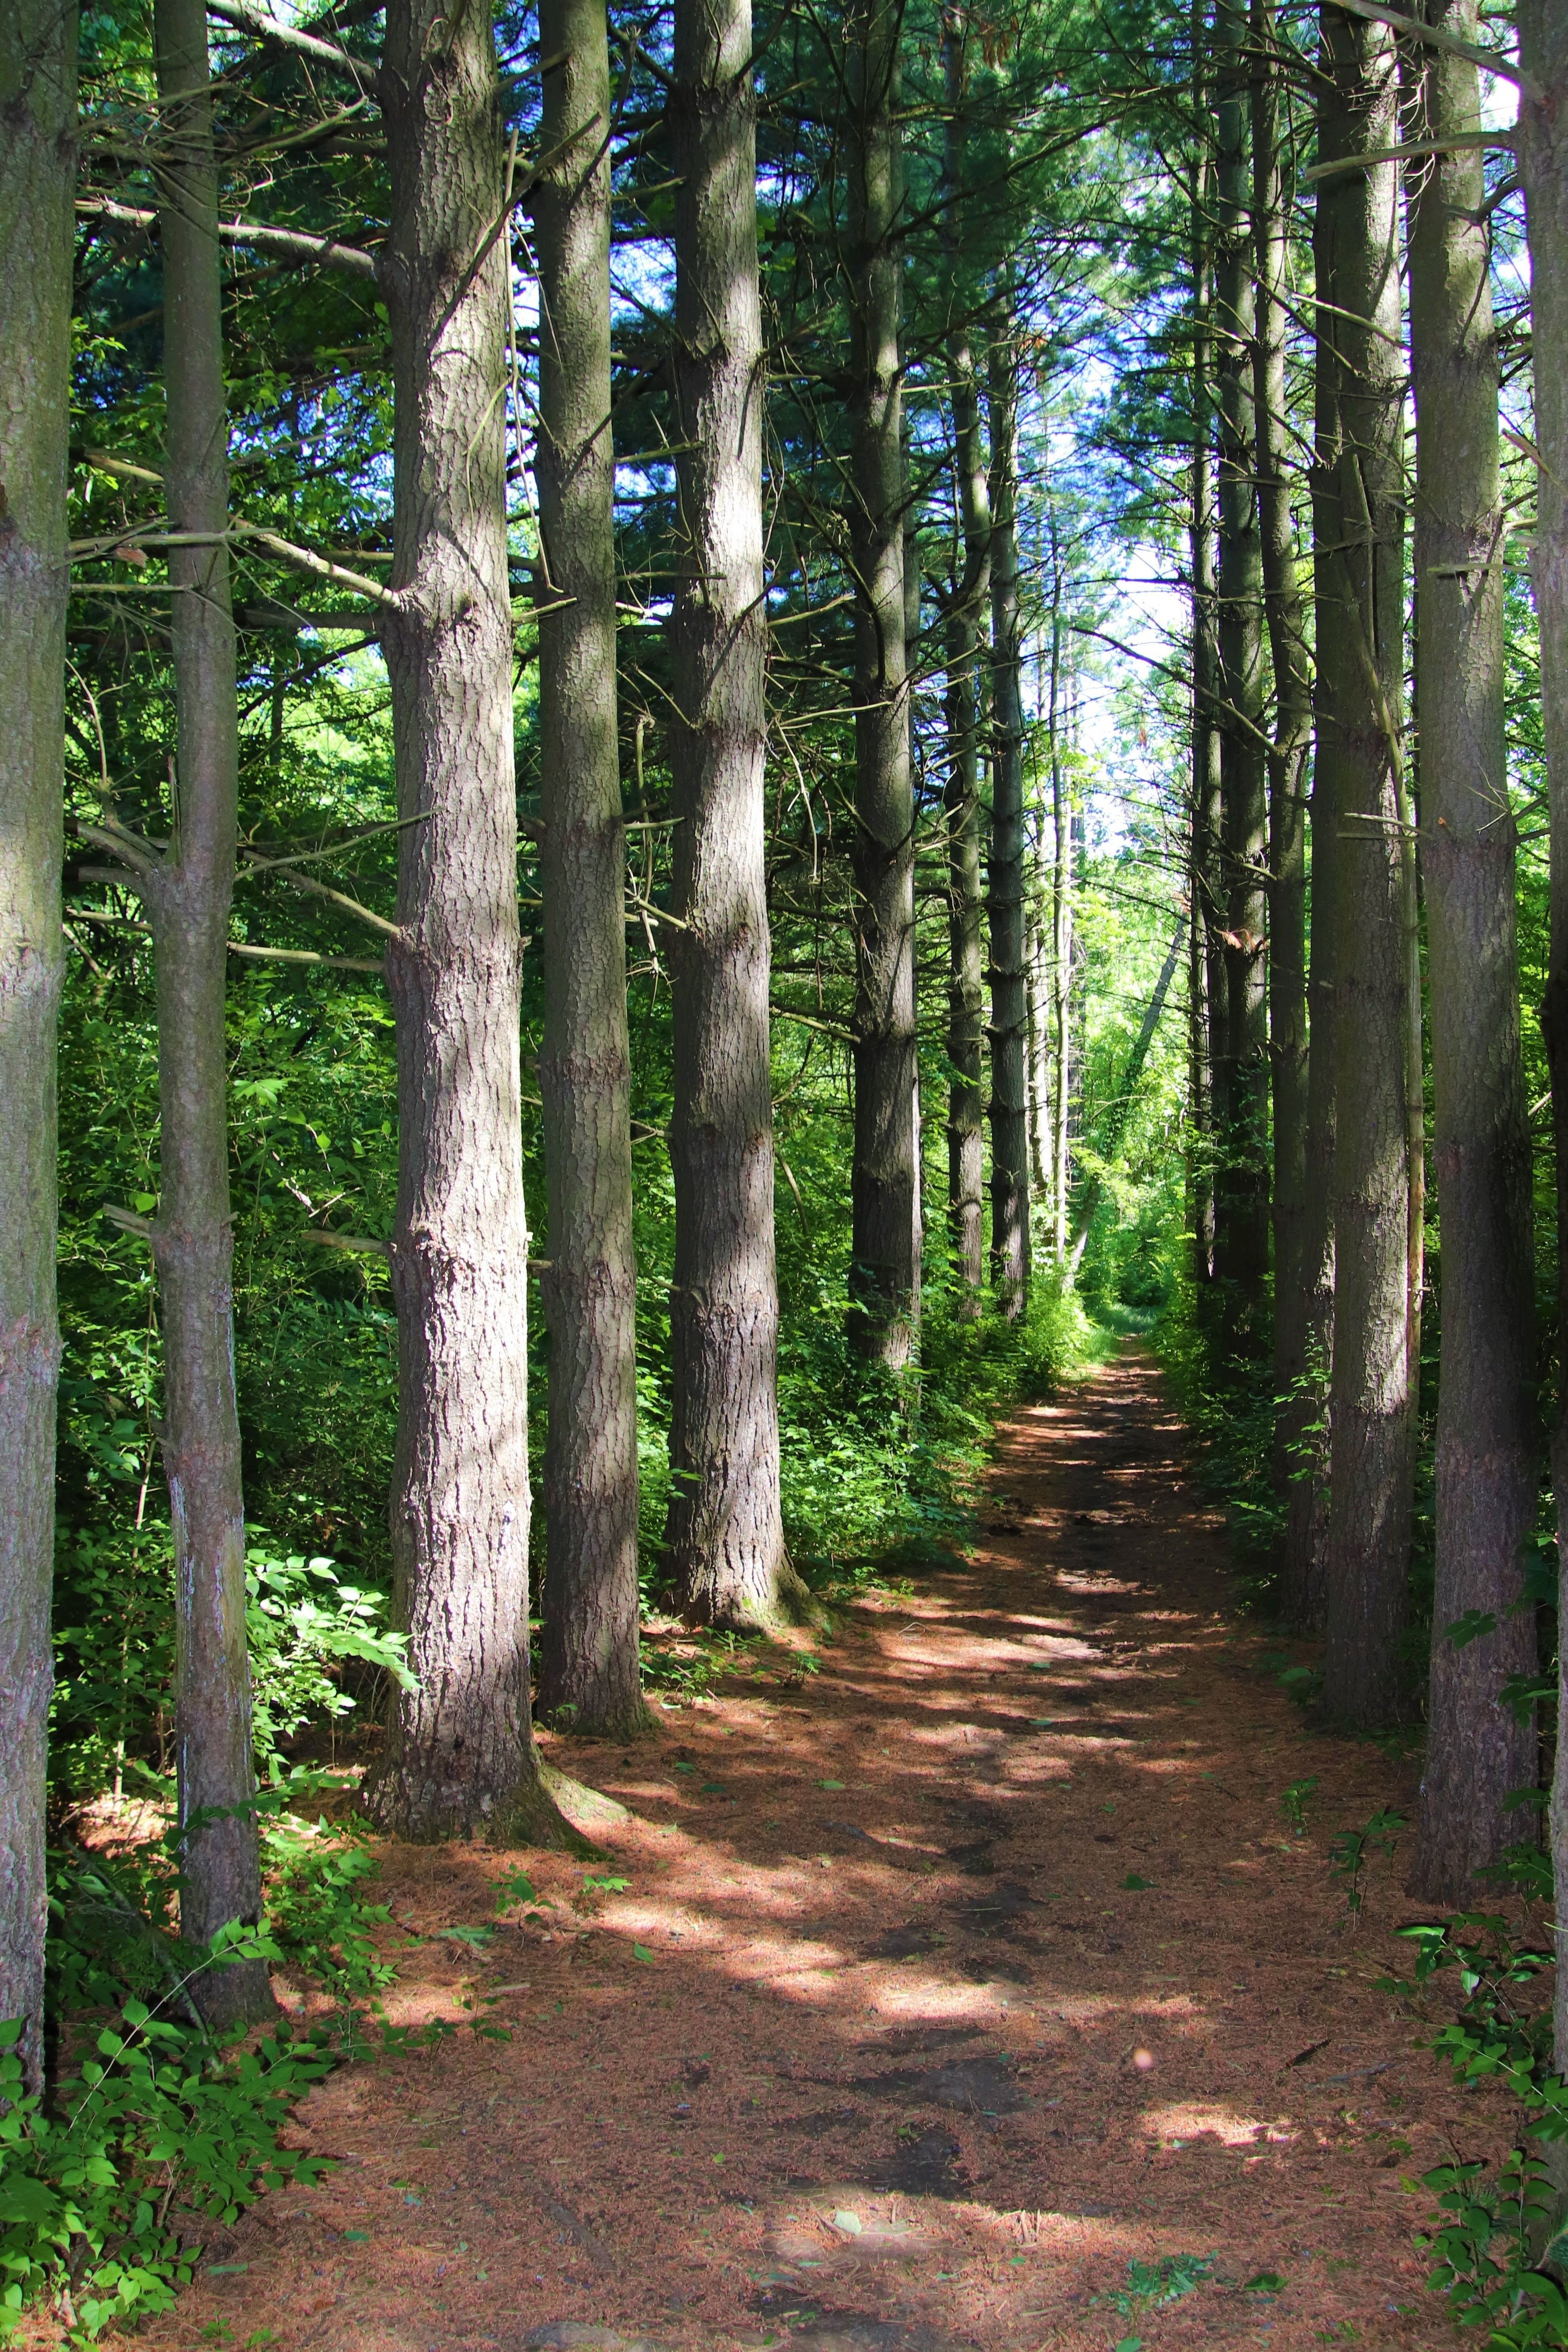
[1409,0,1535,1900]
[1049,551,1074,1267]
[144,0,271,2025]
[1214,0,1269,1342]
[1517,0,1568,2071]
[1253,0,1312,1532]
[846,0,919,1367]
[1189,56,1225,1290]
[0,0,74,2087]
[1321,2,1413,1731]
[664,0,806,1630]
[373,0,568,1844]
[987,322,1030,1317]
[944,561,987,1312]
[1028,830,1052,1206]
[1283,12,1348,1630]
[941,19,987,1318]
[535,0,646,1733]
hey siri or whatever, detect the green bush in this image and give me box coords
[2,1803,408,2344]
[0,1954,333,2343]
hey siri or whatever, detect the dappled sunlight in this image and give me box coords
[156,1350,1497,2352]
[1140,2099,1290,2149]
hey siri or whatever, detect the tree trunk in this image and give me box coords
[1049,535,1074,1266]
[143,0,273,2025]
[1214,0,1269,1345]
[534,0,646,1733]
[664,0,807,1630]
[0,0,74,2086]
[1283,7,1348,1630]
[1188,52,1224,1290]
[1517,1,1568,2063]
[373,0,569,1844]
[944,578,986,1311]
[1252,0,1312,1526]
[1028,826,1053,1206]
[1321,2,1412,1731]
[1408,0,1535,1900]
[941,18,988,1318]
[846,0,919,1367]
[988,322,1030,1317]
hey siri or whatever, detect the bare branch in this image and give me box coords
[1304,129,1514,181]
[227,941,386,973]
[231,524,401,609]
[205,0,381,93]
[1322,0,1523,89]
[77,194,380,278]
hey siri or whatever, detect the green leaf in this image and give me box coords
[818,1778,846,1790]
[492,1867,537,1910]
[342,2230,370,2243]
[437,1925,494,1950]
[632,1943,655,1963]
[1243,2272,1287,2295]
[0,2173,63,2230]
[1120,1873,1155,1890]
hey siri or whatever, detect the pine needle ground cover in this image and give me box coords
[91,1350,1515,2352]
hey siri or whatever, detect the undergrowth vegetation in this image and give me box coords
[1,1800,399,2343]
[26,1044,1107,2348]
[1156,1272,1568,2344]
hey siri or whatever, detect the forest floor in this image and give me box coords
[143,1342,1521,2352]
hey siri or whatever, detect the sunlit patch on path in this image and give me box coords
[148,1346,1502,2352]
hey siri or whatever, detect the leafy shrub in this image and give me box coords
[1385,1904,1568,2346]
[261,1814,398,2023]
[3,1804,404,2343]
[0,1949,333,2343]
[246,1552,415,1771]
[51,1535,412,1799]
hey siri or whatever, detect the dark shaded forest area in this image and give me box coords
[3,0,1568,2341]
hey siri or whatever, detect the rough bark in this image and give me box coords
[1253,0,1312,1530]
[664,0,806,1631]
[941,18,988,1317]
[1518,0,1568,2071]
[141,0,274,2025]
[1028,793,1052,1221]
[1320,2,1413,1731]
[0,0,74,2086]
[1214,0,1269,1345]
[987,322,1030,1317]
[944,574,987,1311]
[1186,878,1208,1279]
[534,0,646,1733]
[1049,545,1074,1267]
[846,0,919,1367]
[1408,0,1535,1900]
[373,0,571,1845]
[1189,56,1225,1290]
[1283,11,1348,1630]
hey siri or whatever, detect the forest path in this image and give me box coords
[160,1343,1501,2352]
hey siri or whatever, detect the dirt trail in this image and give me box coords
[154,1345,1515,2352]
